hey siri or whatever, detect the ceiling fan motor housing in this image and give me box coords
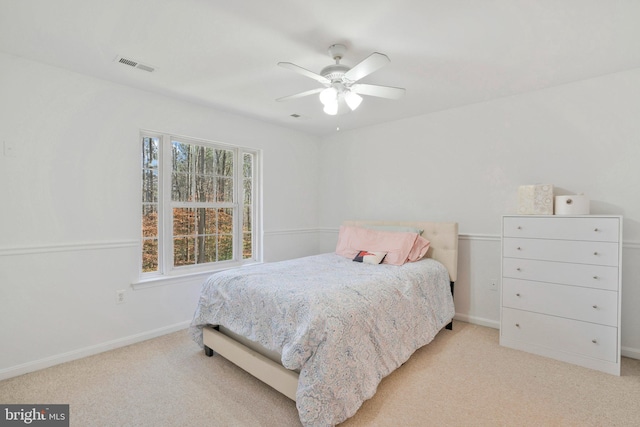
[321,63,350,82]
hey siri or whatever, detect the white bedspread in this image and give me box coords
[189,253,455,426]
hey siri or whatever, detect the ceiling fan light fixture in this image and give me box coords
[344,91,363,111]
[319,87,338,106]
[323,102,338,115]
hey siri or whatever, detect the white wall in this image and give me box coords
[317,68,640,358]
[0,52,320,379]
[2,50,638,380]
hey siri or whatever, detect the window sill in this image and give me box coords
[132,261,263,290]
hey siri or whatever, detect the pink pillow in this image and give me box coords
[407,235,430,261]
[335,226,430,265]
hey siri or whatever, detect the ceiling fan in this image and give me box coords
[276,44,405,115]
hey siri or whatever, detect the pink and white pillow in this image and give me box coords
[336,225,430,265]
[353,250,387,265]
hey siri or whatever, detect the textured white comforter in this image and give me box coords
[189,253,455,426]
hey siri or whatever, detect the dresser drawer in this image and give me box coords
[502,278,617,326]
[503,237,619,266]
[501,308,617,362]
[502,258,618,291]
[503,216,620,242]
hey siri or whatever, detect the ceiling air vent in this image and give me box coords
[115,56,155,73]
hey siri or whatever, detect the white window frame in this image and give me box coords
[136,130,261,287]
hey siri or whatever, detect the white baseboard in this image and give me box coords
[454,313,500,330]
[3,314,637,383]
[0,321,191,381]
[622,346,640,360]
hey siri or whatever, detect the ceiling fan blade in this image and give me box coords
[343,52,390,82]
[276,87,324,102]
[351,83,406,100]
[278,62,331,85]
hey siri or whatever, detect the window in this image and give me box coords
[141,132,260,280]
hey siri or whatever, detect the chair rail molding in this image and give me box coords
[0,240,139,256]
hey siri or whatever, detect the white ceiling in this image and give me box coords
[2,0,640,136]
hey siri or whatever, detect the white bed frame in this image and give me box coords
[202,220,459,401]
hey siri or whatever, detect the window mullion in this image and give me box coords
[161,135,173,274]
[233,148,241,262]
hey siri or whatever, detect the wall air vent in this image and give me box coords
[115,56,156,73]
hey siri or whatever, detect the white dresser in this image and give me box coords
[500,215,622,375]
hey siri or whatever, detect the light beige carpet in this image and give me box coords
[1,321,639,426]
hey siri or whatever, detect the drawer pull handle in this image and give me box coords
[594,228,599,232]
[592,305,598,309]
[517,226,522,230]
[516,267,521,271]
[516,293,521,297]
[515,323,520,328]
[593,252,599,256]
[517,247,521,250]
[592,339,598,344]
[593,275,599,280]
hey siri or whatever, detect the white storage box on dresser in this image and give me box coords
[500,215,622,375]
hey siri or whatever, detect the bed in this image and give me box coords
[189,220,458,426]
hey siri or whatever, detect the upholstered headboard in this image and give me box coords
[342,220,459,282]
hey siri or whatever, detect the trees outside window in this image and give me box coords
[141,132,259,278]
